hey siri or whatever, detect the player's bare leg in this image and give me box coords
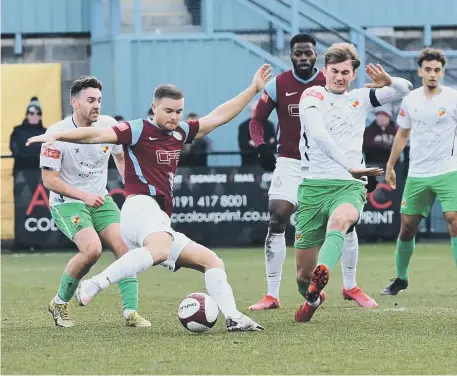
[298,204,358,322]
[49,228,102,328]
[98,224,151,327]
[341,229,377,308]
[381,214,421,295]
[249,199,293,311]
[75,231,172,306]
[177,242,264,332]
[294,245,328,322]
[444,211,457,267]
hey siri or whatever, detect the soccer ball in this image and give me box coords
[178,292,219,333]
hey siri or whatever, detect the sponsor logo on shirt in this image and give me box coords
[302,89,324,101]
[115,122,129,131]
[157,150,181,164]
[41,148,61,159]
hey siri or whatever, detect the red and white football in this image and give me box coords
[178,292,219,333]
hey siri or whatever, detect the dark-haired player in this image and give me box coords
[381,48,457,295]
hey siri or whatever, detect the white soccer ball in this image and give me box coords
[178,292,219,333]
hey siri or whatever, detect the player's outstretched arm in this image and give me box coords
[26,127,118,147]
[364,64,412,105]
[195,64,273,139]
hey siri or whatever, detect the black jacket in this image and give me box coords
[10,120,46,171]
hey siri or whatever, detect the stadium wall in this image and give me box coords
[213,0,457,31]
[1,0,91,34]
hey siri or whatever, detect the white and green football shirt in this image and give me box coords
[397,85,457,177]
[299,79,411,180]
[40,115,123,206]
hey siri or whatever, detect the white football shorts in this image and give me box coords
[268,157,309,207]
[120,194,192,271]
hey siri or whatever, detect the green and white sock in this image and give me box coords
[56,272,80,303]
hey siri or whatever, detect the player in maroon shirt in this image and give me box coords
[27,65,272,332]
[248,34,377,311]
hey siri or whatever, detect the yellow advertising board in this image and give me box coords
[1,63,62,240]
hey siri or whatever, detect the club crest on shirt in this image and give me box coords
[172,131,183,141]
[348,98,360,108]
[437,107,446,117]
[101,145,109,153]
[71,215,81,225]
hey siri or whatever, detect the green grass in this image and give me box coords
[2,243,457,374]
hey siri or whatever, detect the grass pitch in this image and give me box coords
[2,243,457,374]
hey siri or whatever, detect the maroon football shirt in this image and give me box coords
[250,68,326,160]
[112,117,199,215]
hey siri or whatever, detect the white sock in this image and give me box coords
[308,297,321,307]
[54,294,67,304]
[92,247,154,289]
[265,231,286,299]
[341,230,358,290]
[204,268,242,319]
[123,309,136,319]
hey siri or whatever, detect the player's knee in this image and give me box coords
[206,255,224,270]
[328,212,357,232]
[399,221,418,241]
[268,209,291,233]
[445,214,457,236]
[144,244,168,264]
[81,243,102,264]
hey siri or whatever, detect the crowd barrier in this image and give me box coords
[6,159,417,250]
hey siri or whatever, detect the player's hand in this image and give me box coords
[82,193,105,208]
[257,144,276,171]
[364,64,393,88]
[386,166,397,189]
[349,167,384,179]
[252,64,273,92]
[26,134,57,147]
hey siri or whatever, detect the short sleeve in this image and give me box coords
[396,98,411,129]
[111,144,123,155]
[263,76,277,103]
[40,142,63,171]
[180,119,200,144]
[299,87,326,110]
[112,121,133,145]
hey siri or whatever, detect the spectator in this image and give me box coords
[238,103,276,166]
[10,96,46,171]
[184,0,201,25]
[363,104,398,165]
[114,115,125,123]
[179,112,210,167]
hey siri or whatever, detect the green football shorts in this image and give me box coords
[50,196,120,240]
[400,171,457,217]
[294,179,366,249]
